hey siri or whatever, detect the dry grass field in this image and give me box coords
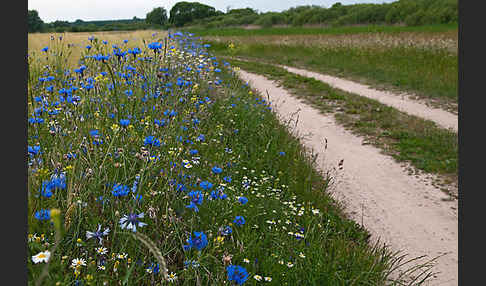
[28,30,167,67]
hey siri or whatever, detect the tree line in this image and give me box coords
[28,0,458,33]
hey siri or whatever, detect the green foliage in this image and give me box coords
[40,18,156,33]
[180,0,457,29]
[28,10,45,33]
[145,7,168,26]
[169,1,220,27]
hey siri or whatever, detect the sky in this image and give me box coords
[28,0,396,23]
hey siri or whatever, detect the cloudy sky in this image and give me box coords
[28,0,395,23]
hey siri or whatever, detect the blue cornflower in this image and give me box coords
[119,213,147,232]
[124,89,133,97]
[147,42,162,52]
[42,46,48,52]
[199,181,213,190]
[238,197,248,205]
[190,149,198,155]
[146,263,160,274]
[212,166,222,174]
[112,184,129,197]
[183,260,200,269]
[128,47,141,56]
[144,136,161,147]
[39,180,53,198]
[86,45,92,50]
[279,151,285,156]
[223,176,232,183]
[119,119,130,127]
[66,152,77,160]
[50,172,66,189]
[29,117,44,124]
[226,265,249,285]
[89,129,100,137]
[131,175,140,193]
[28,145,41,156]
[186,191,203,212]
[34,209,51,221]
[86,224,110,244]
[233,216,245,226]
[74,65,86,76]
[183,231,208,251]
[220,226,232,236]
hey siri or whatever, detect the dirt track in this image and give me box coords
[279,65,458,132]
[238,69,458,285]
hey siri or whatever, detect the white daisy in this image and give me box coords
[32,250,50,264]
[168,272,178,282]
[71,258,87,268]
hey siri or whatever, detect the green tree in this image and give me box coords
[28,10,44,33]
[146,7,168,26]
[169,1,218,27]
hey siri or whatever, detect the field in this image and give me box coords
[27,30,437,285]
[28,30,167,68]
[199,24,458,112]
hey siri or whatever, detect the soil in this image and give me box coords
[237,69,458,286]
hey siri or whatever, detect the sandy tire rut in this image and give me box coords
[279,65,458,132]
[237,69,458,285]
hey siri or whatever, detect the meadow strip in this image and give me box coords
[27,31,429,285]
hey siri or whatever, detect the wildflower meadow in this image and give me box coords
[27,31,424,285]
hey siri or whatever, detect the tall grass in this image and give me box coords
[204,29,458,108]
[185,23,458,37]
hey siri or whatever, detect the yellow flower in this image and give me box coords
[214,236,224,244]
[111,124,120,133]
